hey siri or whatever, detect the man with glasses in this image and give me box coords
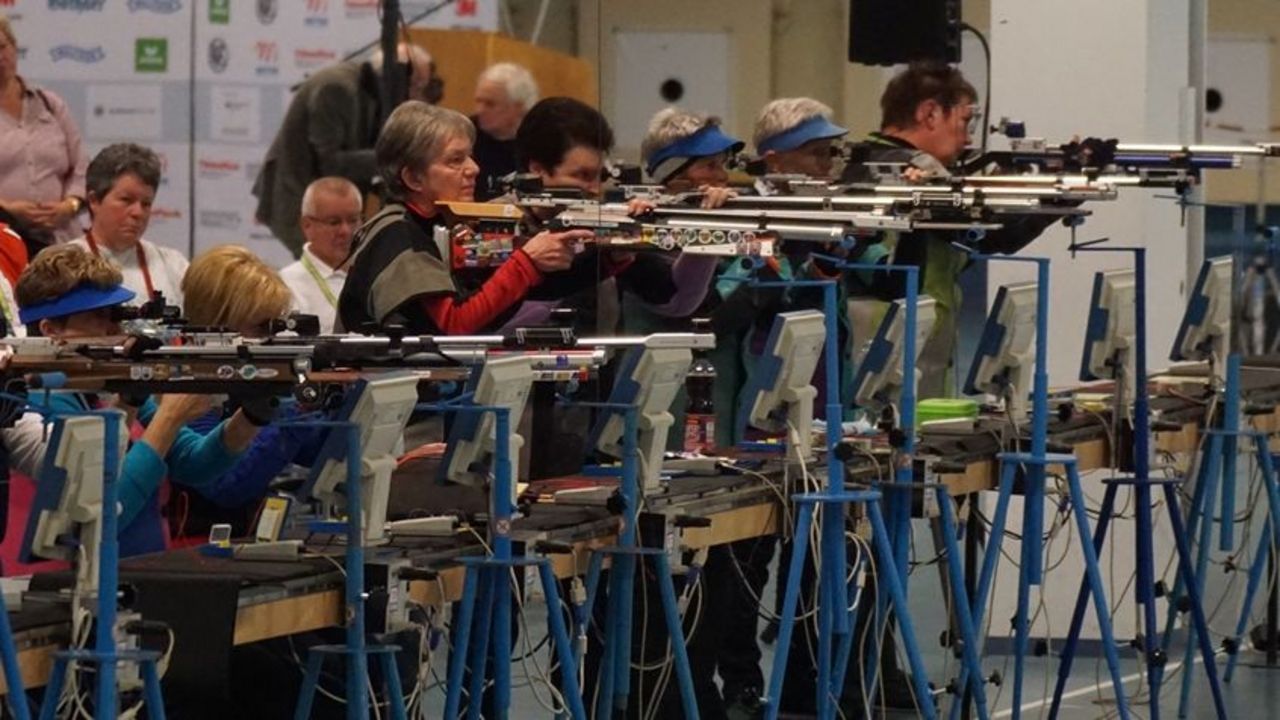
[279,177,362,333]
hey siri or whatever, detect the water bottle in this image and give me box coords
[683,320,716,453]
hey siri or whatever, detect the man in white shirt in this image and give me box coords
[278,177,361,334]
[68,143,188,310]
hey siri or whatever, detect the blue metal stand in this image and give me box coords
[828,257,991,719]
[1047,245,1225,720]
[11,379,157,720]
[949,253,1130,719]
[293,422,407,720]
[576,402,697,719]
[429,400,587,720]
[731,274,935,720]
[1156,355,1264,718]
[1222,446,1280,682]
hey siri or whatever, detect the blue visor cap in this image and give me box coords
[645,124,746,178]
[756,114,849,154]
[18,284,136,325]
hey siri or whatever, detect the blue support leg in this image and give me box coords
[936,488,991,720]
[1048,482,1118,719]
[1179,434,1224,716]
[293,650,325,720]
[443,568,479,720]
[1162,434,1218,649]
[539,562,588,720]
[376,651,407,720]
[866,501,938,719]
[1065,463,1131,720]
[0,589,30,720]
[141,659,167,720]
[947,461,1017,720]
[831,548,867,702]
[1162,483,1228,720]
[466,567,496,720]
[494,567,513,719]
[596,555,621,720]
[1225,516,1272,683]
[36,657,68,720]
[763,502,816,720]
[654,553,700,720]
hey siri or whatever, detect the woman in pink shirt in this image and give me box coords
[0,16,87,246]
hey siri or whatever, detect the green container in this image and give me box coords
[916,398,979,428]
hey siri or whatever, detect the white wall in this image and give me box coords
[988,0,1192,642]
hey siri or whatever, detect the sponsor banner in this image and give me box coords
[85,83,162,140]
[210,85,261,143]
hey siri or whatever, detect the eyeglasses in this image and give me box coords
[306,215,361,229]
[964,104,984,137]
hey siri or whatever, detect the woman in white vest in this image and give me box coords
[69,143,188,310]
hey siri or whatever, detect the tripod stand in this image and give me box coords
[1047,245,1226,720]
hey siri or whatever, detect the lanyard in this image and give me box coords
[301,254,339,308]
[86,230,155,299]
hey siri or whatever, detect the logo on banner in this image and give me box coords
[208,37,229,74]
[254,41,278,76]
[198,158,241,180]
[344,0,376,18]
[209,0,229,24]
[92,101,158,121]
[456,0,477,16]
[134,38,168,73]
[127,0,182,13]
[198,210,242,230]
[255,0,277,24]
[49,45,105,64]
[150,207,182,221]
[294,47,336,71]
[48,0,105,11]
[304,0,329,27]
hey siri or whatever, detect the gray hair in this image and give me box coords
[301,176,362,217]
[477,62,539,109]
[370,42,432,72]
[376,101,475,199]
[753,97,836,151]
[639,108,721,165]
[85,143,162,201]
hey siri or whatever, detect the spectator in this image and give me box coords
[0,15,88,247]
[279,177,361,333]
[253,43,438,257]
[69,143,189,309]
[471,62,538,199]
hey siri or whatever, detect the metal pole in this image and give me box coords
[344,424,369,720]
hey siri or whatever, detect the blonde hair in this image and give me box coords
[182,245,291,330]
[0,17,15,48]
[17,245,121,309]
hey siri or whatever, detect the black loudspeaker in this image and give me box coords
[848,0,962,66]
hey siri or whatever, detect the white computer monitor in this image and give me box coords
[1171,256,1234,383]
[301,373,419,545]
[737,310,827,459]
[588,346,692,495]
[852,296,938,414]
[439,356,535,508]
[964,282,1039,418]
[1080,268,1137,389]
[20,412,128,606]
